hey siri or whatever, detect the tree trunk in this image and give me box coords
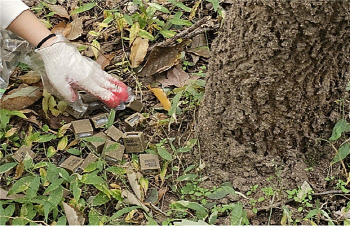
[197,0,350,192]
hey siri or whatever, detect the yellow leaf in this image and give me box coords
[57,101,68,113]
[49,96,61,117]
[190,1,201,20]
[129,22,140,46]
[57,123,71,138]
[91,39,100,59]
[147,86,171,111]
[14,162,24,179]
[57,136,68,151]
[47,146,57,158]
[40,168,50,186]
[5,128,17,138]
[130,37,149,68]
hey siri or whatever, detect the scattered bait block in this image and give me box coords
[140,154,160,174]
[105,125,123,142]
[125,113,144,131]
[91,113,109,128]
[89,132,109,153]
[79,154,98,170]
[71,119,93,138]
[60,155,84,173]
[122,132,146,153]
[126,99,143,112]
[13,145,35,162]
[66,105,89,119]
[103,140,125,162]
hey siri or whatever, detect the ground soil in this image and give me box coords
[197,0,350,197]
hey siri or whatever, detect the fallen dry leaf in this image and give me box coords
[0,188,24,200]
[155,187,168,205]
[14,162,24,180]
[130,37,149,68]
[66,17,84,40]
[0,85,42,110]
[25,115,42,128]
[147,86,171,111]
[47,4,70,19]
[122,190,149,212]
[5,128,17,138]
[138,41,190,77]
[19,71,41,84]
[158,64,191,88]
[187,46,210,58]
[62,202,85,225]
[96,54,114,70]
[127,171,143,201]
[51,21,72,36]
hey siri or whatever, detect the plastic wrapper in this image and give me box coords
[0,30,132,115]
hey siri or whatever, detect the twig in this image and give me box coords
[312,190,344,196]
[0,216,49,226]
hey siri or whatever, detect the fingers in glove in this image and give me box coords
[48,73,77,102]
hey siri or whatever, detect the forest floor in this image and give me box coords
[0,0,350,226]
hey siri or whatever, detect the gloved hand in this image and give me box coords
[35,34,129,108]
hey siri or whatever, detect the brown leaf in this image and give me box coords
[0,188,24,200]
[25,115,42,128]
[0,85,42,110]
[5,128,17,138]
[187,46,210,58]
[19,71,41,84]
[138,40,190,77]
[122,190,149,212]
[130,37,149,68]
[155,187,167,205]
[96,54,114,70]
[14,162,24,180]
[66,17,84,40]
[47,4,70,19]
[127,171,143,201]
[62,202,85,225]
[51,21,72,36]
[158,65,191,88]
[147,86,171,111]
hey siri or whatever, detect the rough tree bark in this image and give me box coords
[197,0,350,192]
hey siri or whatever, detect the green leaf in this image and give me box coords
[66,148,82,155]
[123,14,133,26]
[107,109,116,129]
[83,162,98,172]
[106,166,125,175]
[92,192,110,206]
[48,186,63,207]
[148,3,170,13]
[169,90,183,121]
[230,203,248,225]
[129,22,140,45]
[38,134,56,143]
[109,189,123,201]
[206,0,219,11]
[329,119,350,141]
[344,219,350,226]
[169,12,192,26]
[46,163,59,183]
[167,0,192,12]
[208,211,218,225]
[0,203,15,225]
[110,206,141,220]
[145,214,158,225]
[71,2,96,15]
[47,146,57,158]
[332,142,350,164]
[8,176,35,195]
[206,185,236,200]
[82,136,106,143]
[25,176,40,200]
[13,203,36,225]
[304,208,320,219]
[157,147,173,161]
[89,209,101,225]
[176,173,198,181]
[175,200,208,220]
[57,216,67,225]
[138,29,155,41]
[44,178,64,195]
[160,30,176,38]
[71,180,81,201]
[81,172,105,185]
[0,162,17,174]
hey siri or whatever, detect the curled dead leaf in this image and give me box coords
[130,37,149,68]
[127,171,143,201]
[62,202,85,225]
[47,4,70,19]
[147,86,171,111]
[51,21,72,36]
[96,54,114,70]
[0,85,42,110]
[19,71,41,84]
[66,17,88,40]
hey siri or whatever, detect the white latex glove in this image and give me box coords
[35,34,129,108]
